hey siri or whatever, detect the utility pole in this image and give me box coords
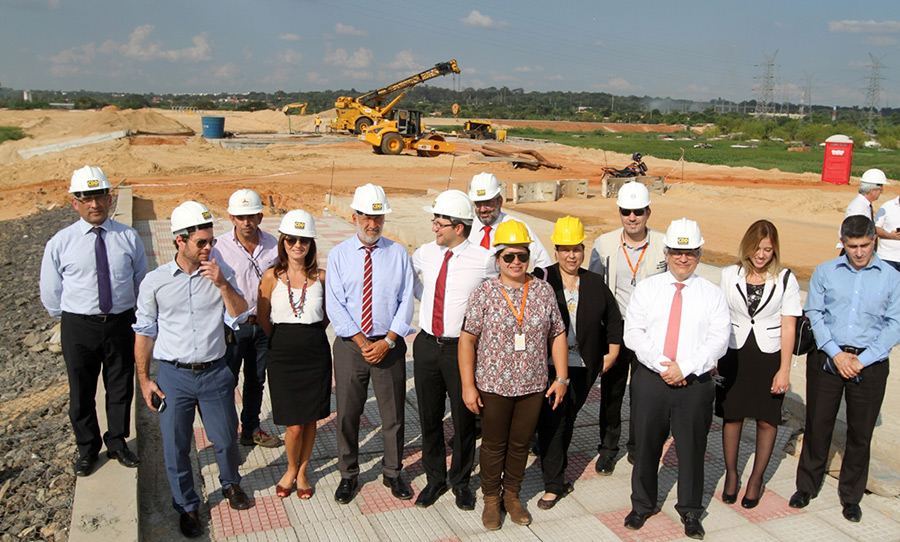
[800,72,814,121]
[863,53,885,135]
[754,50,778,120]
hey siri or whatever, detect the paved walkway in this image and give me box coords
[135,212,900,542]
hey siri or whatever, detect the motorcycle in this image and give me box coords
[601,159,647,180]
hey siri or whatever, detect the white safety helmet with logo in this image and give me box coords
[171,201,215,236]
[467,172,503,202]
[278,209,317,238]
[423,189,475,223]
[663,217,705,250]
[861,168,888,185]
[69,165,112,195]
[227,189,264,215]
[616,181,651,209]
[350,183,392,215]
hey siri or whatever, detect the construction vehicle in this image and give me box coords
[359,109,455,157]
[458,119,496,140]
[281,102,308,133]
[331,59,460,134]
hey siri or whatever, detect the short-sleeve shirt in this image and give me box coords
[462,277,565,397]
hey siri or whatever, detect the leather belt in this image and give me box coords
[68,309,134,324]
[161,359,216,371]
[841,345,866,355]
[421,331,459,345]
[684,370,713,384]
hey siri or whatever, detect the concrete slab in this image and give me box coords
[18,130,129,159]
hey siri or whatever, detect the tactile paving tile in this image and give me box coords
[585,384,603,404]
[564,451,599,481]
[596,508,684,542]
[209,495,291,538]
[530,514,621,542]
[734,490,805,523]
[357,478,420,514]
[368,508,457,542]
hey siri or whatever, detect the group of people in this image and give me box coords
[40,165,898,540]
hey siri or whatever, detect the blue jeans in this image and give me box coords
[225,323,268,435]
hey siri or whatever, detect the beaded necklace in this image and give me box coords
[286,275,309,317]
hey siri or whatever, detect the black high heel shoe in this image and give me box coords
[722,491,737,505]
[741,487,764,509]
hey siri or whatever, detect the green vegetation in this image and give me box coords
[0,126,26,144]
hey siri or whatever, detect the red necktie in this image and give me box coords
[361,245,375,335]
[480,225,492,249]
[663,282,686,362]
[431,250,453,337]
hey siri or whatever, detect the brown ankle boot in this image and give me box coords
[482,495,502,530]
[503,491,532,526]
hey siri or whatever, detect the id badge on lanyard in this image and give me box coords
[500,280,529,352]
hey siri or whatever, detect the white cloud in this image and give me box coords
[211,62,239,80]
[606,77,638,91]
[387,50,422,71]
[545,74,563,81]
[49,64,79,77]
[461,10,507,28]
[335,23,368,36]
[514,66,544,73]
[117,25,212,62]
[277,49,303,64]
[324,47,373,69]
[306,72,327,85]
[341,69,372,80]
[278,33,301,41]
[462,67,477,74]
[594,40,604,46]
[828,20,900,34]
[491,73,516,82]
[867,36,898,46]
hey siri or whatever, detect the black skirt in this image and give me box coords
[715,329,784,426]
[267,322,332,426]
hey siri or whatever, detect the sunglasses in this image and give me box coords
[284,236,312,246]
[619,208,647,217]
[501,252,530,263]
[668,249,699,259]
[75,194,109,204]
[194,238,217,249]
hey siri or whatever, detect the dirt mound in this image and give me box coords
[101,105,121,112]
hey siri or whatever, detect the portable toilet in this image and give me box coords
[822,134,853,185]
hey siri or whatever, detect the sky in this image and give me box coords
[0,0,897,108]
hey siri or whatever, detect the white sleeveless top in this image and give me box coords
[269,277,325,324]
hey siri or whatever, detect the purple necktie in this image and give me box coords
[92,227,113,314]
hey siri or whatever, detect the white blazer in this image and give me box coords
[719,265,803,353]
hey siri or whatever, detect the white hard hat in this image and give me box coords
[468,172,502,202]
[69,165,111,194]
[861,168,888,185]
[171,201,214,234]
[350,183,392,215]
[664,217,705,249]
[278,210,317,238]
[616,181,651,209]
[423,189,475,223]
[227,189,264,215]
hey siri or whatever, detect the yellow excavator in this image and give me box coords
[331,59,460,134]
[281,102,308,133]
[359,109,454,157]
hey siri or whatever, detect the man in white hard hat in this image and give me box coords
[133,201,252,537]
[210,189,281,448]
[846,168,887,220]
[587,180,667,475]
[467,172,553,268]
[325,183,416,505]
[622,218,730,540]
[40,165,147,477]
[411,190,497,510]
[874,170,900,271]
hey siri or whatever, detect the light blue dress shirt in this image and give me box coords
[210,228,279,316]
[133,259,247,364]
[325,235,414,338]
[40,217,147,317]
[805,254,900,366]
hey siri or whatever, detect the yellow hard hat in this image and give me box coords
[493,220,532,246]
[550,215,586,245]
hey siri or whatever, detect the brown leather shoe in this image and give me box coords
[502,491,532,526]
[482,494,502,530]
[223,484,252,510]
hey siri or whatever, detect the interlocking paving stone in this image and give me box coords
[210,495,291,538]
[596,508,684,542]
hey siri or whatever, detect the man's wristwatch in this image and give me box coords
[384,337,396,350]
[554,377,570,386]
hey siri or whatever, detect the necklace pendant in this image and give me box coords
[631,277,636,286]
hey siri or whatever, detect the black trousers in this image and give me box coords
[796,350,889,504]
[630,363,714,517]
[598,344,635,458]
[537,365,590,494]
[412,332,476,490]
[60,311,135,457]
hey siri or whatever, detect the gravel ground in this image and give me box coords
[0,206,83,542]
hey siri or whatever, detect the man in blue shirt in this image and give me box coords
[790,215,900,523]
[40,165,147,477]
[325,184,415,505]
[134,201,251,538]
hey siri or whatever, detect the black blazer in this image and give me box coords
[535,264,623,385]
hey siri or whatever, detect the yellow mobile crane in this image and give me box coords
[330,59,460,134]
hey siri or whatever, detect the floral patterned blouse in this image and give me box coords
[462,277,566,397]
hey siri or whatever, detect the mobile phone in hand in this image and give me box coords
[151,392,167,413]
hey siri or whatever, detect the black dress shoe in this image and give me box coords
[626,451,635,465]
[414,482,448,507]
[595,456,615,475]
[223,484,251,510]
[179,511,203,538]
[624,510,651,530]
[789,490,812,509]
[74,455,98,477]
[681,513,705,540]
[453,486,476,510]
[841,501,862,522]
[334,478,358,504]
[383,475,412,500]
[107,447,140,468]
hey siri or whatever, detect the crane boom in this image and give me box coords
[356,60,460,108]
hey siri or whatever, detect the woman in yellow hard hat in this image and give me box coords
[459,220,569,530]
[532,216,622,509]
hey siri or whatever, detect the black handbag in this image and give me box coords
[783,269,816,355]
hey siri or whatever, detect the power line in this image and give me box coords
[753,50,777,120]
[863,53,885,134]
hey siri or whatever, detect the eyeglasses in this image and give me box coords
[668,249,699,259]
[501,252,530,263]
[75,194,109,204]
[194,238,217,249]
[432,219,454,229]
[619,208,647,217]
[284,236,312,246]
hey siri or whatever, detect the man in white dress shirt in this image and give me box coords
[845,168,887,221]
[412,190,497,510]
[622,218,731,540]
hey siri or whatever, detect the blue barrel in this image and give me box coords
[201,116,225,138]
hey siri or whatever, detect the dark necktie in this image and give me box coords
[361,245,375,335]
[431,250,453,337]
[92,227,113,314]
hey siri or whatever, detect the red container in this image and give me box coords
[822,134,853,185]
